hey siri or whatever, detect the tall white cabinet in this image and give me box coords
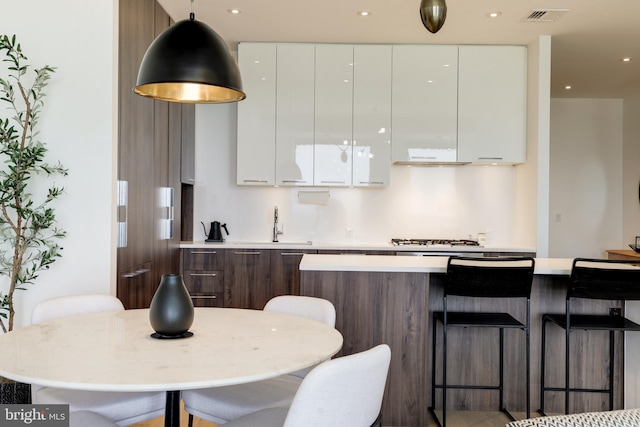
[275,44,315,186]
[391,45,459,163]
[457,45,527,163]
[314,45,354,186]
[353,45,392,186]
[236,43,276,185]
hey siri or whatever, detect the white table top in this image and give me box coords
[0,308,343,392]
[299,254,574,275]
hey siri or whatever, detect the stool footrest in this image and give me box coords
[434,384,501,391]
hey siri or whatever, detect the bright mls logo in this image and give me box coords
[0,405,69,426]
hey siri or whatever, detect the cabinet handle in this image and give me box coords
[116,180,128,248]
[281,252,305,256]
[189,273,217,277]
[122,268,150,278]
[191,296,218,299]
[320,180,346,184]
[478,157,503,160]
[358,181,384,185]
[410,156,437,160]
[190,251,217,254]
[243,179,269,183]
[281,180,307,183]
[234,251,261,255]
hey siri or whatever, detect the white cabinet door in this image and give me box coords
[275,44,315,186]
[314,44,354,187]
[236,43,276,185]
[352,45,392,187]
[391,45,458,163]
[457,45,527,164]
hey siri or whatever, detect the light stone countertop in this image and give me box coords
[180,240,536,253]
[299,254,573,276]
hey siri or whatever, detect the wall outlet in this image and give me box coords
[610,307,622,316]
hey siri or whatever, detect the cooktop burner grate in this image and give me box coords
[391,238,480,246]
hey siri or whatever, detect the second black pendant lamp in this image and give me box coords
[420,0,448,34]
[134,0,245,103]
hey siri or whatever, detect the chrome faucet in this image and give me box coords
[272,206,283,242]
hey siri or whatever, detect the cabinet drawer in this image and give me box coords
[183,270,224,307]
[182,248,226,270]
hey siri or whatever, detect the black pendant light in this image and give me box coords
[420,0,447,34]
[134,1,245,104]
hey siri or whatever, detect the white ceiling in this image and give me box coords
[156,0,640,98]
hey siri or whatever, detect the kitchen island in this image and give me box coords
[299,255,623,427]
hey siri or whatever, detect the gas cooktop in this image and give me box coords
[391,238,481,247]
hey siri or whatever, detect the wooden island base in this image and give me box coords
[300,257,623,427]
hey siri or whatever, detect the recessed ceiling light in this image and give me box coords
[357,11,371,16]
[488,12,502,18]
[227,9,241,14]
[565,85,572,90]
[621,57,632,62]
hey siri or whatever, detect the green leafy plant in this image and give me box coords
[0,35,67,333]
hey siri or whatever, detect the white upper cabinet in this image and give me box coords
[391,45,459,163]
[236,43,276,185]
[275,44,315,186]
[352,45,392,187]
[457,45,527,164]
[314,45,354,187]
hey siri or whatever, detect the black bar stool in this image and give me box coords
[539,258,640,415]
[428,256,535,427]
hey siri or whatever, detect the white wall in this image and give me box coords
[193,103,529,247]
[549,99,624,258]
[623,89,640,408]
[0,0,117,328]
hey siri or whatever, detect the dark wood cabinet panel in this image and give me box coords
[181,104,196,185]
[117,261,154,309]
[225,250,272,309]
[182,248,226,271]
[270,249,317,296]
[118,0,189,308]
[183,270,224,307]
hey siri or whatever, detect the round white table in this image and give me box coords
[0,307,343,426]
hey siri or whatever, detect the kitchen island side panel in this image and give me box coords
[302,270,625,426]
[300,270,429,427]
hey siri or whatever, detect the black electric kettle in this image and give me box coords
[201,221,229,242]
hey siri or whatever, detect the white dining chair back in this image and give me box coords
[264,295,336,327]
[31,294,125,323]
[182,295,337,427]
[30,294,166,426]
[221,344,392,427]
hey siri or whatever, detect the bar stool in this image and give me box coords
[539,258,640,415]
[428,256,535,427]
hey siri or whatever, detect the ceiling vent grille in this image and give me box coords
[525,9,569,22]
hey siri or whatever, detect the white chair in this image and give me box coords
[182,295,336,426]
[31,295,166,426]
[220,344,391,427]
[70,411,120,427]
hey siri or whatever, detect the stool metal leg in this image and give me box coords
[526,299,531,419]
[431,314,437,409]
[565,319,571,414]
[442,314,447,427]
[609,330,615,410]
[539,317,547,415]
[499,327,504,411]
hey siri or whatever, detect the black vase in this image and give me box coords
[149,274,194,338]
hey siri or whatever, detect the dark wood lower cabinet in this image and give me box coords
[300,271,624,427]
[226,249,272,309]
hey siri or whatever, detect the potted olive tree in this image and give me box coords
[0,34,67,403]
[0,34,67,333]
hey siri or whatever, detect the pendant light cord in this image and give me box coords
[190,0,195,21]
